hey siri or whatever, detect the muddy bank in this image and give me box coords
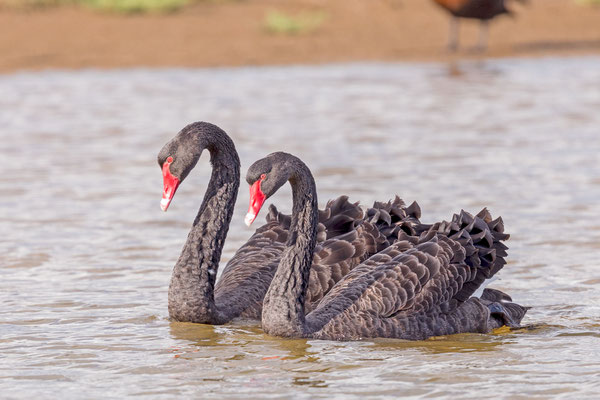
[1,0,599,72]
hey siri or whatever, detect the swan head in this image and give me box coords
[244,152,299,226]
[158,122,227,211]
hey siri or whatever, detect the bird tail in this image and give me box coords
[480,288,529,329]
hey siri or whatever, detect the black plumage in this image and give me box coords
[250,152,527,340]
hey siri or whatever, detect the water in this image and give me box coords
[1,57,599,399]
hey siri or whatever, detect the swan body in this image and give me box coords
[246,152,527,340]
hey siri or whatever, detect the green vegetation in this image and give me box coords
[264,10,327,35]
[83,0,189,14]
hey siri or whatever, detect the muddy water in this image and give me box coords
[1,57,599,399]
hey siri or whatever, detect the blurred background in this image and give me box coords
[1,0,600,71]
[1,1,600,399]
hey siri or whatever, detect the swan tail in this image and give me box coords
[480,288,529,330]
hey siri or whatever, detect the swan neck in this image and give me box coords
[168,133,240,324]
[262,161,319,337]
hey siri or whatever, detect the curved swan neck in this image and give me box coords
[168,125,240,324]
[262,158,319,337]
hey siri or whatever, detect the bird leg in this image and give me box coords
[476,20,489,52]
[448,16,459,52]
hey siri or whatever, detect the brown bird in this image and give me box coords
[432,0,526,51]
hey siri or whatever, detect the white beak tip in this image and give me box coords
[160,198,170,212]
[244,213,256,227]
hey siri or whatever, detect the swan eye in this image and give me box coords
[260,174,266,180]
[167,156,173,164]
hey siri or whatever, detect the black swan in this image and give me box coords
[432,0,527,51]
[245,152,528,340]
[158,122,407,324]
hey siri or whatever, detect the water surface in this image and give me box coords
[1,57,600,399]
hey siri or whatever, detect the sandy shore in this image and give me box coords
[1,0,600,73]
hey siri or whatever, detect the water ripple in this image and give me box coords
[1,57,600,399]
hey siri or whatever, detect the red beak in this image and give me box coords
[245,178,266,226]
[161,157,180,212]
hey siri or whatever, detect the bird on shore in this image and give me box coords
[432,0,527,52]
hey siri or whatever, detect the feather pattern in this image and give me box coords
[308,235,526,340]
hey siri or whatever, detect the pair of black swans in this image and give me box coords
[159,121,527,341]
